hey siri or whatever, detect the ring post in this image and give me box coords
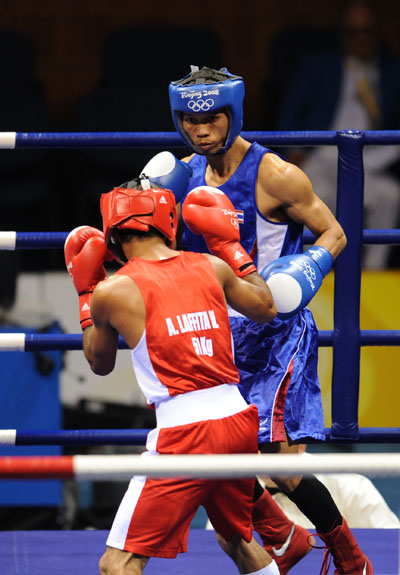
[331,130,364,440]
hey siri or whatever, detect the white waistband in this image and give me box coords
[154,384,249,428]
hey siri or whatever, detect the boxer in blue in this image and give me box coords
[141,66,372,575]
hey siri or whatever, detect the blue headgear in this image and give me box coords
[169,67,245,154]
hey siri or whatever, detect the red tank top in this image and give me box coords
[116,251,239,404]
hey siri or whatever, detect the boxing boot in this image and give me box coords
[318,516,373,574]
[252,489,314,575]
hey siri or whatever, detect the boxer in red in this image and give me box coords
[65,175,279,575]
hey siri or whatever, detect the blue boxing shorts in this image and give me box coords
[231,307,325,445]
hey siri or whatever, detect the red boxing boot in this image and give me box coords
[318,516,373,574]
[252,489,314,575]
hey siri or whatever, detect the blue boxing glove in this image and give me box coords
[260,246,333,319]
[140,151,193,203]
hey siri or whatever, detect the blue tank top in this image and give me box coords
[182,143,322,444]
[183,142,304,269]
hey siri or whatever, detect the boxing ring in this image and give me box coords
[0,129,399,574]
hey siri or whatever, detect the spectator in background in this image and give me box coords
[277,0,400,269]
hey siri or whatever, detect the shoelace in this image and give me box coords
[307,534,333,575]
[307,534,369,575]
[319,548,333,575]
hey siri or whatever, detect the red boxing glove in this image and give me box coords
[182,186,256,278]
[64,226,108,329]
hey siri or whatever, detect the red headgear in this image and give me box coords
[100,179,177,263]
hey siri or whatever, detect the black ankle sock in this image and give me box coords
[253,478,265,502]
[287,475,342,534]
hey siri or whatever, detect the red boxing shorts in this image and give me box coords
[106,401,259,558]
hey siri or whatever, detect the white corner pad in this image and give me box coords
[0,430,17,445]
[0,132,17,149]
[0,333,26,351]
[0,231,17,250]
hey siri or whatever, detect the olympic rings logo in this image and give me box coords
[303,262,317,281]
[187,99,215,112]
[300,261,317,290]
[221,209,239,230]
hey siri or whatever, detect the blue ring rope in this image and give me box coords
[9,229,400,249]
[5,427,400,445]
[19,331,400,350]
[14,131,338,148]
[9,129,400,148]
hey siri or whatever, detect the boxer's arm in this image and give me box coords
[64,226,109,329]
[257,154,346,259]
[82,281,119,376]
[83,275,145,375]
[207,255,276,324]
[254,156,346,317]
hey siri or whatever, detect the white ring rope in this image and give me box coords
[72,453,400,479]
[1,453,400,481]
